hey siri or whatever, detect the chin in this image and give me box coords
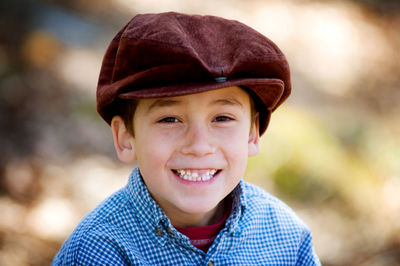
[178,200,221,215]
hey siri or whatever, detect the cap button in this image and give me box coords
[215,76,227,82]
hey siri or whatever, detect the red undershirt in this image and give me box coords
[175,200,232,252]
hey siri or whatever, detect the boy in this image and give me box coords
[53,12,320,265]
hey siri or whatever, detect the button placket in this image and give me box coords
[167,227,174,235]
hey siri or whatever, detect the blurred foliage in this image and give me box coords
[352,0,400,14]
[1,0,400,265]
[246,105,400,265]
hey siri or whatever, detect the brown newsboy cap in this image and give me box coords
[97,12,291,135]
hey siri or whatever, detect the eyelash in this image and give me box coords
[157,115,234,124]
[213,115,234,122]
[158,117,181,123]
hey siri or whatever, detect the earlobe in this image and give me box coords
[111,116,137,162]
[248,114,260,157]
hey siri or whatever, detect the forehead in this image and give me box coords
[137,86,251,111]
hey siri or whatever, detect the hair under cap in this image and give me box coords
[96,12,291,135]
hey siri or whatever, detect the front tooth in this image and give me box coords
[177,170,218,181]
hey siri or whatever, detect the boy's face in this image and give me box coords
[114,86,259,226]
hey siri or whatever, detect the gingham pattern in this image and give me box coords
[53,168,320,265]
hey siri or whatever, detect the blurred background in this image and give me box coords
[1,0,399,265]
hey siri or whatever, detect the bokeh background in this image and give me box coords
[1,0,400,265]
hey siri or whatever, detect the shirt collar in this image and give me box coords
[225,179,247,234]
[126,168,169,229]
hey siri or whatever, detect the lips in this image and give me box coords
[172,169,221,182]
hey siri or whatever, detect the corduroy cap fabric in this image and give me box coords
[96,12,291,135]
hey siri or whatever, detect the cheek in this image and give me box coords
[135,130,177,165]
[218,129,250,162]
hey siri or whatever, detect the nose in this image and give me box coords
[180,123,216,156]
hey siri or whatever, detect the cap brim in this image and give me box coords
[119,78,284,108]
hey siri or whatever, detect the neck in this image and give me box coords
[169,199,227,227]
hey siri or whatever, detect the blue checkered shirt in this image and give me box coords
[53,168,320,265]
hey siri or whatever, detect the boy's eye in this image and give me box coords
[213,116,234,122]
[158,117,180,123]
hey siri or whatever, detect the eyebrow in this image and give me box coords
[146,96,244,112]
[211,98,244,108]
[147,99,182,112]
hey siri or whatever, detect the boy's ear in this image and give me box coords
[248,113,260,157]
[111,116,137,162]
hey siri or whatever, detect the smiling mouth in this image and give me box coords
[172,169,221,182]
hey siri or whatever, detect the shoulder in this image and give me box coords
[238,181,320,264]
[76,188,132,235]
[52,188,137,265]
[241,180,304,226]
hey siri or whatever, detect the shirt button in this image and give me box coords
[155,228,164,236]
[207,260,214,266]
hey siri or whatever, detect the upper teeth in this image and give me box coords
[176,169,217,181]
